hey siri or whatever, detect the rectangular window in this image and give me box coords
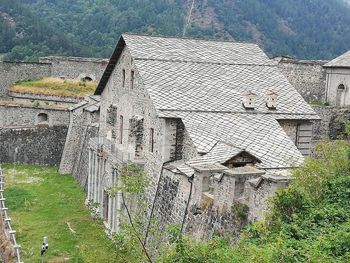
[119,115,123,144]
[130,70,134,89]
[150,128,154,153]
[122,69,125,87]
[103,190,109,222]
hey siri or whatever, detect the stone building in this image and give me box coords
[85,34,319,237]
[324,50,350,107]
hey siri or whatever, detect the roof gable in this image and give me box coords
[224,151,261,167]
[324,50,350,68]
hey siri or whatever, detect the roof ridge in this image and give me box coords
[122,32,258,46]
[158,109,319,116]
[134,57,276,67]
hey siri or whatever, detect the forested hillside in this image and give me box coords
[0,0,350,61]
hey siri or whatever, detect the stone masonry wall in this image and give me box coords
[151,169,190,230]
[184,204,245,242]
[248,178,289,221]
[71,124,99,190]
[0,62,52,98]
[276,57,327,103]
[0,126,68,166]
[39,56,108,81]
[59,97,100,188]
[311,106,338,141]
[0,105,69,128]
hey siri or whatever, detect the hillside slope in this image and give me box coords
[0,0,90,60]
[1,0,350,61]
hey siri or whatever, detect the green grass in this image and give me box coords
[2,165,119,263]
[309,101,330,107]
[10,77,96,98]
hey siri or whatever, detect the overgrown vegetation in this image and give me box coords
[109,163,155,263]
[10,77,96,98]
[2,141,350,262]
[157,141,350,262]
[0,0,350,61]
[3,165,119,262]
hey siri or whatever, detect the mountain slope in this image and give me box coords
[0,0,91,60]
[1,0,350,61]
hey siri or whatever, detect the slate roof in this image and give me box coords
[123,34,274,66]
[135,59,317,116]
[167,112,304,169]
[324,50,350,68]
[95,34,319,170]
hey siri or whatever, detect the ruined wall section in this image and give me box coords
[0,62,52,98]
[275,57,327,103]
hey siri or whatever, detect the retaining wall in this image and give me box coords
[0,126,68,166]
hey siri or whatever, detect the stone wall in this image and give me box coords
[0,62,52,98]
[311,106,338,141]
[275,57,327,103]
[0,126,68,166]
[0,104,69,128]
[151,169,190,230]
[185,204,245,241]
[0,56,108,99]
[71,124,99,190]
[8,91,80,107]
[39,56,108,81]
[59,97,100,189]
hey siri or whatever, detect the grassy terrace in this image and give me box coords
[10,78,97,98]
[3,165,118,262]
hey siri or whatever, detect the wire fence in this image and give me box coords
[0,164,23,263]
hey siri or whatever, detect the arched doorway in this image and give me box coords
[336,84,346,107]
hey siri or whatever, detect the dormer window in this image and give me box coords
[243,91,256,109]
[266,90,278,109]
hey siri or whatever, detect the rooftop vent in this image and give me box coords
[243,91,257,109]
[266,90,277,109]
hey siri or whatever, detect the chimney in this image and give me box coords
[243,91,257,109]
[266,90,277,109]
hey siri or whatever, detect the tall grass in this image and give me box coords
[10,78,97,98]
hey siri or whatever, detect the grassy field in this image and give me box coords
[2,165,119,263]
[10,78,97,98]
